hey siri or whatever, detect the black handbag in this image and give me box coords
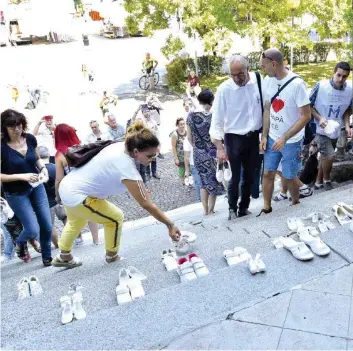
[65,140,116,168]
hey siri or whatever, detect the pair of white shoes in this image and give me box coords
[333,203,353,225]
[287,216,334,235]
[223,247,266,274]
[177,253,209,282]
[184,176,194,187]
[273,228,330,261]
[216,161,232,182]
[0,197,14,224]
[172,231,197,255]
[18,276,43,300]
[60,286,86,324]
[116,267,147,305]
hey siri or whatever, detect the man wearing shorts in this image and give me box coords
[310,62,352,190]
[259,48,311,215]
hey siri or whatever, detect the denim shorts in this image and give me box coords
[264,136,302,179]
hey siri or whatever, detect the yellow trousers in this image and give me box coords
[59,197,124,253]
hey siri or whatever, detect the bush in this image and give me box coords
[166,57,195,92]
[197,55,223,76]
[281,43,333,65]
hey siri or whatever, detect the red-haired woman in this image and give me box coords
[54,124,99,245]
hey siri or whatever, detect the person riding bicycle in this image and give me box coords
[142,53,158,75]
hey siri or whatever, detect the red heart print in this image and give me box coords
[272,98,285,113]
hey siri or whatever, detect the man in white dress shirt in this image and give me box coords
[211,55,264,220]
[85,120,105,144]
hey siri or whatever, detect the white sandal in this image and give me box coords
[60,295,73,324]
[298,228,330,256]
[116,268,132,305]
[338,202,353,219]
[287,218,305,233]
[273,236,314,261]
[216,161,224,182]
[127,266,147,281]
[318,220,328,233]
[333,205,352,225]
[72,291,87,320]
[52,253,82,268]
[180,231,197,243]
[28,276,43,296]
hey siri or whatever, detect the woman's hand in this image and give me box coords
[41,167,49,179]
[174,159,180,167]
[21,173,39,183]
[168,224,181,241]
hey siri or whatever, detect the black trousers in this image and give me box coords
[224,132,259,212]
[140,160,157,176]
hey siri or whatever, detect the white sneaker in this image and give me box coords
[188,176,194,186]
[223,161,232,182]
[216,161,224,182]
[173,236,191,255]
[28,276,43,296]
[18,277,30,300]
[184,177,190,186]
[75,237,84,245]
[177,257,197,282]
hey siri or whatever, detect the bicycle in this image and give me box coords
[139,70,159,90]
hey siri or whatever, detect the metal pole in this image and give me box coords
[194,32,199,76]
[290,9,294,71]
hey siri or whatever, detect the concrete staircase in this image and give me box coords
[1,182,353,350]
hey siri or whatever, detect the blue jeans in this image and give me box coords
[191,166,201,201]
[1,224,15,258]
[264,137,302,179]
[6,185,52,260]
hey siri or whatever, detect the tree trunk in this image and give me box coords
[262,36,270,50]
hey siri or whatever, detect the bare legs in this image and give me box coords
[201,189,217,215]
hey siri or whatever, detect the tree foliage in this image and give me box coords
[124,0,351,58]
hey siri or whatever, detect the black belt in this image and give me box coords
[244,130,259,137]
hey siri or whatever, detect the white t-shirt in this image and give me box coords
[59,143,142,207]
[36,125,56,157]
[264,71,310,143]
[183,138,194,166]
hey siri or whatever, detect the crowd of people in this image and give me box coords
[1,47,352,269]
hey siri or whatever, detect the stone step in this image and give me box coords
[5,229,349,350]
[1,182,352,349]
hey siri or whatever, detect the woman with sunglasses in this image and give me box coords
[54,123,100,245]
[0,109,52,265]
[52,121,181,268]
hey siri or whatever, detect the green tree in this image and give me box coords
[124,0,350,57]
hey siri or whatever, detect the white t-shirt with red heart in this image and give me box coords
[264,71,310,144]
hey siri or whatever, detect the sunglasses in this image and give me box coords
[7,124,22,130]
[262,52,274,61]
[146,153,157,160]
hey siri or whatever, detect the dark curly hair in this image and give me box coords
[1,109,28,142]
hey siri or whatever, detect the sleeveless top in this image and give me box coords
[175,130,186,163]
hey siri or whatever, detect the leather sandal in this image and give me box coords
[52,253,82,268]
[256,207,272,217]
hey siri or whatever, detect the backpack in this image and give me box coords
[65,140,116,168]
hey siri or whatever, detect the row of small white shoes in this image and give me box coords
[223,247,266,274]
[116,267,147,305]
[177,253,209,282]
[18,276,43,300]
[216,161,232,182]
[60,285,86,324]
[288,216,335,235]
[333,203,353,225]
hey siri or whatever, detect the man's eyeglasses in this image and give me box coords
[262,52,274,61]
